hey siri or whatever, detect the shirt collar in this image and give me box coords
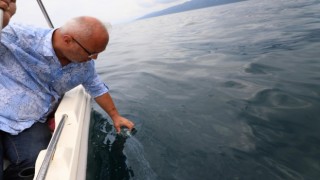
[37,28,57,58]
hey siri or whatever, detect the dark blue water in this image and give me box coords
[87,0,320,179]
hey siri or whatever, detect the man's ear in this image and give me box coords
[62,35,73,45]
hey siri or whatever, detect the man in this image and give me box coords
[0,0,135,179]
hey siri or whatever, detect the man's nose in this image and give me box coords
[91,54,99,60]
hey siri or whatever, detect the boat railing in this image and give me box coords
[36,0,54,28]
[35,114,68,180]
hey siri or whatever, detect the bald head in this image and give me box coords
[60,16,109,49]
[52,16,110,65]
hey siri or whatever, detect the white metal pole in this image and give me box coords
[0,9,3,35]
[36,0,54,28]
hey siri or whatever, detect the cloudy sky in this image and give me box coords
[11,0,188,27]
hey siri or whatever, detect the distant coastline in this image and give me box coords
[138,0,246,20]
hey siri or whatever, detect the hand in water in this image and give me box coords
[118,127,137,138]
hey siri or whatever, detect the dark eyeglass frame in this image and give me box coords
[71,36,98,58]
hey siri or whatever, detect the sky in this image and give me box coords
[11,0,189,27]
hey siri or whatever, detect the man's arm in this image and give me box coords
[0,0,16,28]
[95,92,135,133]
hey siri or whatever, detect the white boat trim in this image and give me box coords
[34,85,91,180]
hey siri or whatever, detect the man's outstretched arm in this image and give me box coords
[95,92,135,133]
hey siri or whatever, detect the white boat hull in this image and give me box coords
[34,85,91,180]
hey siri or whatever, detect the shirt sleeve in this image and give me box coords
[82,61,109,98]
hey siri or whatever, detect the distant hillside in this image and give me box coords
[139,0,245,19]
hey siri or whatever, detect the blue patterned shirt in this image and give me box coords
[0,23,109,135]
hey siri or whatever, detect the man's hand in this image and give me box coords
[112,115,135,133]
[0,0,16,27]
[95,92,135,133]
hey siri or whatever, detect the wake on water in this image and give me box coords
[87,110,157,180]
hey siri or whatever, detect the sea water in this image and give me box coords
[87,0,320,179]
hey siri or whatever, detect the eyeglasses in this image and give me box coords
[71,36,98,58]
